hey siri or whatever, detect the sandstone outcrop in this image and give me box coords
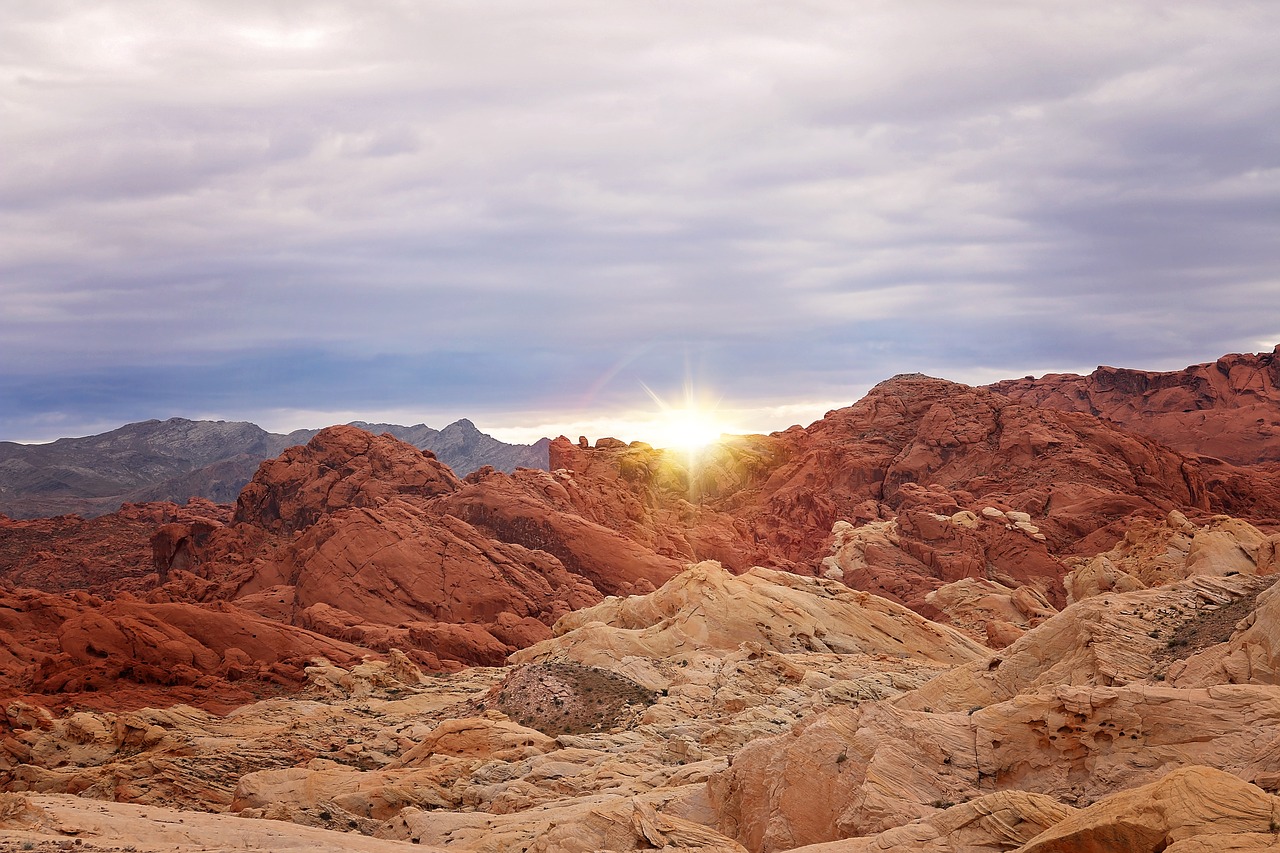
[0,585,369,715]
[988,348,1280,524]
[923,578,1057,648]
[0,791,449,852]
[894,573,1275,713]
[1063,510,1279,602]
[1016,765,1280,853]
[546,375,1213,615]
[781,789,1075,852]
[1170,577,1280,688]
[151,426,684,669]
[822,509,1067,621]
[710,682,1280,851]
[514,561,988,675]
[0,499,229,595]
[988,346,1280,465]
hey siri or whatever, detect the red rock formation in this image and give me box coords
[987,349,1280,527]
[0,585,367,715]
[547,375,1213,609]
[434,469,685,595]
[5,367,1267,712]
[233,426,462,534]
[0,500,230,595]
[155,426,684,669]
[988,346,1280,465]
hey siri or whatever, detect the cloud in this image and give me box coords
[2,1,1278,441]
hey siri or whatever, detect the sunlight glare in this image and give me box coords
[650,407,726,452]
[642,382,730,454]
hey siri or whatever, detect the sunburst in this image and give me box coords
[641,382,730,454]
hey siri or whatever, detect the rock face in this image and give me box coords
[0,499,230,595]
[0,585,369,715]
[1062,510,1279,602]
[987,348,1280,525]
[1016,766,1280,853]
[987,346,1280,466]
[544,374,1214,613]
[711,681,1280,851]
[513,561,988,672]
[155,425,683,671]
[0,416,550,520]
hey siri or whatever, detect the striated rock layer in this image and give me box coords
[988,347,1280,526]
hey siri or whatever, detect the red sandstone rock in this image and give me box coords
[233,426,461,533]
[988,346,1280,466]
[546,375,1212,609]
[0,585,367,716]
[153,426,683,669]
[435,471,686,595]
[0,500,230,595]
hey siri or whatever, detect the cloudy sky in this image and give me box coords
[3,1,1279,444]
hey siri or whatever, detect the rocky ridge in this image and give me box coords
[987,346,1280,466]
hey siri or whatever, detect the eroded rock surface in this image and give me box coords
[988,346,1280,465]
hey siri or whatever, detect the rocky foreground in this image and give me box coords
[4,348,1280,851]
[4,543,1280,852]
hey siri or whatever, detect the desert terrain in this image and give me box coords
[4,347,1280,852]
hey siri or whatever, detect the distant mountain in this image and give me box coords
[0,417,550,519]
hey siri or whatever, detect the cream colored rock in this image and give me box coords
[950,510,980,529]
[1065,512,1279,603]
[1172,579,1280,687]
[925,579,1057,646]
[710,683,1280,851]
[1,792,448,852]
[392,716,556,765]
[822,519,901,583]
[380,785,746,852]
[981,507,1007,520]
[897,574,1271,713]
[3,668,510,810]
[305,651,427,698]
[1062,556,1146,603]
[1017,766,1280,853]
[782,790,1075,852]
[514,561,988,672]
[232,760,461,820]
[1163,834,1280,852]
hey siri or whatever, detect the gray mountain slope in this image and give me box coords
[0,417,549,519]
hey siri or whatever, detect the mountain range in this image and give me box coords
[0,417,550,519]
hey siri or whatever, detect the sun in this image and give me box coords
[651,407,727,453]
[642,382,731,454]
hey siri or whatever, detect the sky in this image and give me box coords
[3,1,1279,445]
